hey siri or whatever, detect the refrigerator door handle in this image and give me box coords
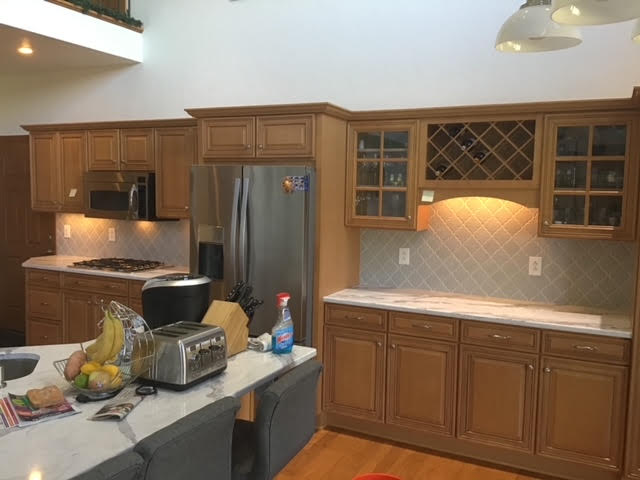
[239,177,250,281]
[230,178,241,285]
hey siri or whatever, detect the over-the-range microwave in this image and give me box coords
[85,172,157,220]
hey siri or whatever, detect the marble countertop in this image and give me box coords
[324,288,632,338]
[22,255,190,281]
[0,343,316,480]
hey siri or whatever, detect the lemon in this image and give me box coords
[80,361,101,375]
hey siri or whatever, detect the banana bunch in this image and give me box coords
[86,311,125,365]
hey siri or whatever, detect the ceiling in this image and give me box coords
[0,25,136,74]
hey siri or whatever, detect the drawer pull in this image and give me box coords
[39,302,50,306]
[528,364,534,370]
[390,344,396,349]
[488,334,512,341]
[344,315,365,321]
[41,335,49,340]
[544,367,551,373]
[376,342,382,347]
[574,345,598,352]
[412,323,432,329]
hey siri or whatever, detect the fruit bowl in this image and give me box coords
[53,301,155,401]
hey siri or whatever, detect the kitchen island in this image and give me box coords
[0,343,316,480]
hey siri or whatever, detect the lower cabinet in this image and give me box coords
[387,334,456,436]
[28,318,62,345]
[537,357,628,470]
[323,325,386,422]
[63,292,128,343]
[457,345,538,452]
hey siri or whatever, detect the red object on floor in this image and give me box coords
[353,475,401,480]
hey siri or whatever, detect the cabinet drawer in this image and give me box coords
[461,320,540,353]
[325,304,387,331]
[542,331,631,365]
[28,288,61,321]
[28,319,63,345]
[63,273,128,296]
[129,280,145,299]
[26,269,61,288]
[389,311,458,341]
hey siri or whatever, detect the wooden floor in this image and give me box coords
[277,429,543,480]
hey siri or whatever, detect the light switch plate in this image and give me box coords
[528,256,542,276]
[108,227,116,242]
[399,248,410,265]
[63,224,71,239]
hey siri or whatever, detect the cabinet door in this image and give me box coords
[345,120,426,230]
[537,357,628,470]
[539,113,639,240]
[63,291,99,343]
[121,129,155,171]
[27,318,62,345]
[387,335,456,436]
[155,127,196,218]
[88,130,120,171]
[626,375,640,478]
[30,133,62,211]
[59,132,86,212]
[457,345,538,452]
[256,114,314,158]
[324,325,386,422]
[200,117,254,159]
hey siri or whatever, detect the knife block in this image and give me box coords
[202,300,249,357]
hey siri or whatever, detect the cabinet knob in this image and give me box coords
[87,300,92,305]
[184,206,190,210]
[543,220,550,226]
[258,144,264,149]
[544,367,551,373]
[391,344,396,349]
[376,341,382,347]
[42,335,48,340]
[40,302,49,306]
[528,364,534,370]
[246,144,252,149]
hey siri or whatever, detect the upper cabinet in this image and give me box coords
[345,120,428,231]
[120,128,155,171]
[199,114,314,161]
[155,127,196,219]
[87,129,120,171]
[420,115,541,189]
[59,132,87,212]
[539,113,639,241]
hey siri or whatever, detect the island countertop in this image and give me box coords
[0,343,316,480]
[324,288,632,338]
[22,255,190,281]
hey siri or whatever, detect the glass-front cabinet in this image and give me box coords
[346,121,427,230]
[540,113,638,240]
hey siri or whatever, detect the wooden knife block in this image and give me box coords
[202,300,249,357]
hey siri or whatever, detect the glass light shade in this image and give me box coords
[552,0,640,25]
[634,19,640,43]
[496,1,583,52]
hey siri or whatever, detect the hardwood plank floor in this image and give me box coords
[277,429,543,480]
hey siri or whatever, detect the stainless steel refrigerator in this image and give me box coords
[190,165,315,345]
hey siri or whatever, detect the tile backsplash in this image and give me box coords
[56,213,189,267]
[360,197,637,311]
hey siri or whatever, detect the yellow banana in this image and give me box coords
[106,312,125,363]
[90,313,115,364]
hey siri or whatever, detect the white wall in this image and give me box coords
[2,0,640,134]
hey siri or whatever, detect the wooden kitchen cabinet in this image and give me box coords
[537,357,628,470]
[345,120,428,230]
[120,128,155,171]
[323,325,386,422]
[457,345,538,452]
[59,132,87,212]
[63,291,99,343]
[386,334,456,436]
[200,114,314,160]
[30,133,62,211]
[256,115,314,157]
[155,127,196,218]
[28,318,62,345]
[626,379,640,478]
[539,113,639,240]
[88,129,120,171]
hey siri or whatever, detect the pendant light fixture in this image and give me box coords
[551,0,640,25]
[633,19,640,43]
[496,0,582,53]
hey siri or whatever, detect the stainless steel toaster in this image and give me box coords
[140,321,227,390]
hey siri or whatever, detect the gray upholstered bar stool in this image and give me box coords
[134,396,241,480]
[231,360,323,480]
[70,451,145,480]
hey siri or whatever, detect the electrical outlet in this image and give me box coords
[63,224,71,239]
[108,227,116,242]
[399,248,410,265]
[528,256,542,276]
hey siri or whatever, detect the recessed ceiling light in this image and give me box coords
[17,45,33,55]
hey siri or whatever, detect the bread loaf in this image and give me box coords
[27,386,65,408]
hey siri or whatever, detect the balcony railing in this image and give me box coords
[46,0,143,31]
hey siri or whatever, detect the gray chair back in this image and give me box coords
[134,396,241,480]
[70,451,144,480]
[253,360,323,479]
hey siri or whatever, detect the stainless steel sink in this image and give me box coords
[0,353,40,382]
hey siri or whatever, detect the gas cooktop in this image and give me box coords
[71,258,167,273]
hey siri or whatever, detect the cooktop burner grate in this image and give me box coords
[71,258,166,273]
